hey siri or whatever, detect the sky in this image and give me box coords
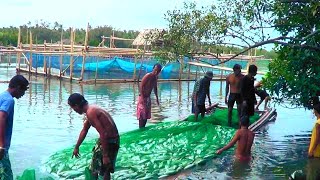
[0,0,212,30]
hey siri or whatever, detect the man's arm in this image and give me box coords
[216,131,240,154]
[207,82,211,106]
[154,77,159,105]
[0,111,7,160]
[225,76,230,104]
[72,119,91,158]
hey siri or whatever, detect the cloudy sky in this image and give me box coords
[0,0,213,30]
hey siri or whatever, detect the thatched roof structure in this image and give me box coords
[132,29,165,47]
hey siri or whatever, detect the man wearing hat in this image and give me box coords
[191,71,213,121]
[0,75,29,179]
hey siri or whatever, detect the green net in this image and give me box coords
[44,108,259,179]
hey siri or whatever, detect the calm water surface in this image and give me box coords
[0,67,316,179]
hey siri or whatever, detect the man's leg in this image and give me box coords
[228,94,236,126]
[139,119,147,128]
[200,105,206,119]
[103,172,111,180]
[0,153,13,180]
[255,99,263,110]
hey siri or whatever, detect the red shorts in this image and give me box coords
[136,95,151,120]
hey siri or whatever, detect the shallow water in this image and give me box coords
[0,67,316,179]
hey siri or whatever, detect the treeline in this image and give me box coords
[203,45,277,60]
[0,21,139,48]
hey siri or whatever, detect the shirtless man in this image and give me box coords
[225,64,244,126]
[216,115,255,161]
[68,93,119,180]
[136,63,162,128]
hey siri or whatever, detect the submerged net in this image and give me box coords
[44,109,259,179]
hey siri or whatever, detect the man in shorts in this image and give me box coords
[68,93,119,180]
[225,64,244,126]
[191,71,213,121]
[254,81,271,111]
[240,65,258,117]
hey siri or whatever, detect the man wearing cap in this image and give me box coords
[0,75,29,179]
[68,93,119,180]
[225,64,244,126]
[136,63,162,128]
[191,71,213,121]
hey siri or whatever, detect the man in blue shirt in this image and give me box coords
[0,75,29,179]
[192,71,213,121]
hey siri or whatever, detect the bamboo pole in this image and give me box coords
[187,64,191,80]
[17,27,21,71]
[43,40,47,75]
[69,28,74,82]
[59,28,63,78]
[94,57,99,84]
[133,55,137,81]
[48,39,52,76]
[80,23,89,81]
[29,31,33,73]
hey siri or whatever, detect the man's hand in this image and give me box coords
[216,149,223,155]
[225,97,228,105]
[72,147,80,158]
[0,149,5,160]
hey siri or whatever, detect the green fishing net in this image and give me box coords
[43,108,259,179]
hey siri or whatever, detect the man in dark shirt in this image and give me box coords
[240,65,257,117]
[192,71,213,121]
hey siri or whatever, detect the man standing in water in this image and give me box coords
[216,115,255,162]
[240,64,258,117]
[308,103,320,158]
[225,64,244,126]
[136,63,162,128]
[192,71,213,121]
[68,93,119,180]
[0,75,29,180]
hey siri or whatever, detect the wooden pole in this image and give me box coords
[187,64,191,80]
[80,23,89,81]
[43,40,47,75]
[17,27,21,71]
[70,28,74,82]
[59,28,63,78]
[94,57,99,84]
[133,55,137,81]
[29,31,33,73]
[48,39,53,76]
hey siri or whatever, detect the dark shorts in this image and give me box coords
[191,101,206,114]
[242,101,255,116]
[255,89,269,100]
[90,138,120,175]
[228,93,243,108]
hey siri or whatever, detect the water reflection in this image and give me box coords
[0,68,317,179]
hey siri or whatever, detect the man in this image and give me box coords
[0,75,29,180]
[216,115,255,162]
[136,63,162,128]
[254,81,271,111]
[68,93,119,180]
[240,64,258,117]
[225,64,244,126]
[191,71,213,121]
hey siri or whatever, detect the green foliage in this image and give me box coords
[0,21,139,48]
[162,0,320,108]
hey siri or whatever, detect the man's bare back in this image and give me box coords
[86,105,119,139]
[235,128,254,160]
[140,73,157,98]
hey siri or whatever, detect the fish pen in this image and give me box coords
[0,27,268,84]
